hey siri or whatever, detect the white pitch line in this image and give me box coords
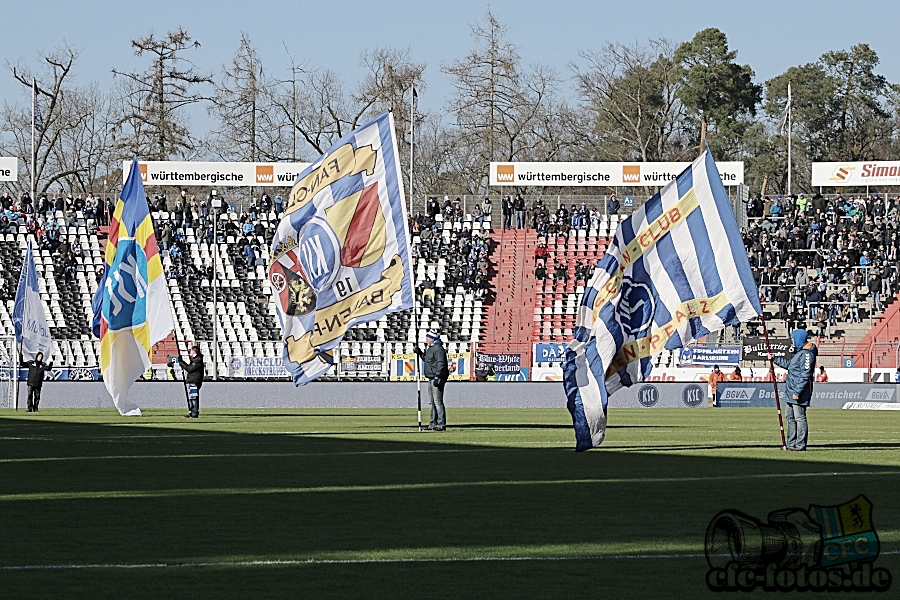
[0,553,704,570]
[3,550,899,570]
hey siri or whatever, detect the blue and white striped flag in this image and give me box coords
[563,149,761,450]
[12,241,53,361]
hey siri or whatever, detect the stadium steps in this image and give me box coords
[478,229,537,366]
[851,291,900,367]
[531,232,609,343]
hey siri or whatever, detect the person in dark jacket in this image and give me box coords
[416,328,449,431]
[178,345,205,418]
[772,329,817,451]
[24,352,53,412]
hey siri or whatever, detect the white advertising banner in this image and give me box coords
[812,161,900,187]
[0,157,18,182]
[122,161,311,187]
[489,161,744,187]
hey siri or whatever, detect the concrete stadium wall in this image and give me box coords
[12,381,711,410]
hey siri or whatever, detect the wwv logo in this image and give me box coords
[622,165,641,183]
[496,165,514,182]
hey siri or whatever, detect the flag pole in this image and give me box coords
[169,325,192,413]
[759,311,787,450]
[31,78,36,203]
[409,86,422,431]
[15,341,21,411]
[787,81,792,197]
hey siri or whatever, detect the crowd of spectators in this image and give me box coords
[411,197,493,300]
[1,190,115,285]
[153,191,278,282]
[742,192,900,336]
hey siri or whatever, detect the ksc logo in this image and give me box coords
[638,384,659,407]
[683,384,705,407]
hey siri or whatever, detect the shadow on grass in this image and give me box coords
[0,415,897,599]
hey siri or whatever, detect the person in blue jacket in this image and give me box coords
[771,329,817,451]
[415,328,449,431]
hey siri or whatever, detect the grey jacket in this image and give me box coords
[774,344,817,406]
[421,340,449,382]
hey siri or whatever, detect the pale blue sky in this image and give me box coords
[3,0,899,128]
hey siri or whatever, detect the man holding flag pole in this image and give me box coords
[13,241,54,411]
[92,158,173,416]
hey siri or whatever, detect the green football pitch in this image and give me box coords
[0,407,897,599]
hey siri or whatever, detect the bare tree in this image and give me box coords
[572,38,687,162]
[268,45,425,160]
[208,33,287,162]
[111,27,212,160]
[442,10,564,193]
[1,45,115,197]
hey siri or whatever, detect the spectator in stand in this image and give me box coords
[553,261,568,286]
[501,195,512,230]
[534,240,549,266]
[815,366,829,382]
[535,262,547,281]
[607,194,620,215]
[815,305,828,338]
[243,243,256,268]
[574,259,587,283]
[531,198,544,228]
[513,194,525,229]
[481,196,492,226]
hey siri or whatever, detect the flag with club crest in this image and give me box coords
[564,149,762,450]
[92,158,173,415]
[269,111,414,384]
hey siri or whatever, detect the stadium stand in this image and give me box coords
[1,189,898,377]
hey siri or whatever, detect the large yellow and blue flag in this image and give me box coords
[92,158,173,415]
[269,111,413,384]
[564,149,762,450]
